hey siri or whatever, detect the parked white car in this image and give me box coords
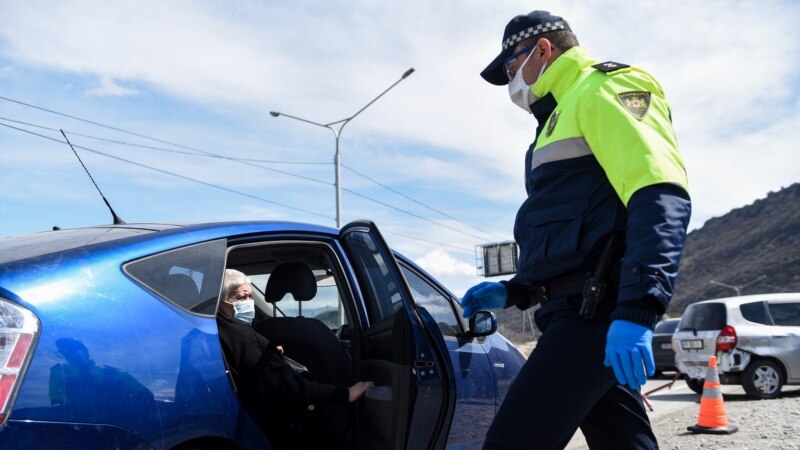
[673,293,800,399]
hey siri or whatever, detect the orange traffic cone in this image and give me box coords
[687,356,738,434]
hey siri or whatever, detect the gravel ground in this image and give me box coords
[651,388,800,450]
[515,341,800,449]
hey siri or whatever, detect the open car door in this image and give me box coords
[340,220,453,450]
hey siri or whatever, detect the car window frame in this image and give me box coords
[224,238,361,331]
[123,238,228,316]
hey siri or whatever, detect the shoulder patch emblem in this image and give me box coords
[545,110,559,137]
[617,91,651,120]
[592,61,630,73]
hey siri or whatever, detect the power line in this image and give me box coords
[0,96,510,243]
[6,116,330,165]
[343,188,490,242]
[382,230,474,253]
[0,122,335,221]
[0,115,332,187]
[0,116,330,165]
[343,163,507,240]
[1,119,493,252]
[0,95,215,154]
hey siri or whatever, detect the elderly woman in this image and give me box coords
[216,269,372,449]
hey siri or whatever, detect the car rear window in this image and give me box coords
[655,319,679,334]
[768,302,800,326]
[678,303,727,331]
[124,239,227,315]
[740,301,770,325]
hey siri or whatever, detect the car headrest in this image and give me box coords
[163,273,200,303]
[264,262,317,303]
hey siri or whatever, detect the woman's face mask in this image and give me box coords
[230,299,255,325]
[227,283,255,324]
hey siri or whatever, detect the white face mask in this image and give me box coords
[231,299,255,325]
[507,49,547,113]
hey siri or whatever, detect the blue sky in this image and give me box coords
[1,1,799,296]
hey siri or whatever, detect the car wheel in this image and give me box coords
[742,359,783,399]
[684,376,704,394]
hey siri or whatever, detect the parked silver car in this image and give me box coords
[673,293,800,399]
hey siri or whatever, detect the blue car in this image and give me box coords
[0,220,525,449]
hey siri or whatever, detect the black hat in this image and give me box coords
[481,10,571,86]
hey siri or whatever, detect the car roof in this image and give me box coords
[0,221,338,265]
[691,292,800,307]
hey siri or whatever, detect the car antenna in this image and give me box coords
[60,129,126,225]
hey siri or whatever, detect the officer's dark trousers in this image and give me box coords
[483,295,658,450]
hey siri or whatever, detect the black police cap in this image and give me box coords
[480,10,571,86]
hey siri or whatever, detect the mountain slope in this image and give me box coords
[669,183,800,313]
[495,183,800,343]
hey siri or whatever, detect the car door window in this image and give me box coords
[342,230,405,323]
[399,264,462,337]
[767,302,800,326]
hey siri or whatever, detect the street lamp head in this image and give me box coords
[269,111,280,117]
[402,68,415,79]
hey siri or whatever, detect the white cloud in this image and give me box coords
[86,76,138,97]
[415,249,476,278]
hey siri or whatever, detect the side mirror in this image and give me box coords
[467,310,497,338]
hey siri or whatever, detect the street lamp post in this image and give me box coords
[709,275,767,296]
[270,68,415,228]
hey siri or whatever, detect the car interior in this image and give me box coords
[224,241,416,449]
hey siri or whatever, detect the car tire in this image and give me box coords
[742,359,783,399]
[684,376,704,394]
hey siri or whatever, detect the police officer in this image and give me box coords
[460,11,691,449]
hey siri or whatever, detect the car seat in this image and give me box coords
[253,262,355,449]
[254,262,354,385]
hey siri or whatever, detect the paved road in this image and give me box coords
[566,373,800,449]
[566,372,709,449]
[514,343,799,448]
[516,343,701,447]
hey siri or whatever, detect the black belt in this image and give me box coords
[530,272,592,305]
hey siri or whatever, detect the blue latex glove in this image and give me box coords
[460,282,507,318]
[603,320,655,390]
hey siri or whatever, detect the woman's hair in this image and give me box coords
[222,268,249,302]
